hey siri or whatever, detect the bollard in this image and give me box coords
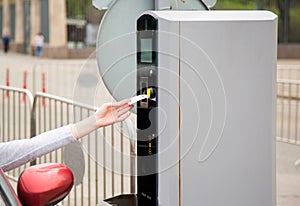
[22,70,28,102]
[5,68,10,98]
[41,72,46,107]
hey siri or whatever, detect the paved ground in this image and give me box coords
[1,51,300,205]
[277,142,300,206]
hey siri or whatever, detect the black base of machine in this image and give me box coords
[104,194,137,206]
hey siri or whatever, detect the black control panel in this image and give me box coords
[137,14,158,206]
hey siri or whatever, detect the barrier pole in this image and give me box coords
[22,70,28,102]
[5,68,10,98]
[41,72,46,107]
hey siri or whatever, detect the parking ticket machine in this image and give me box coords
[142,11,277,206]
[102,10,277,206]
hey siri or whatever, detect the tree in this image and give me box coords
[276,0,290,43]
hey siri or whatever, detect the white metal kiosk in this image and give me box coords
[135,11,277,206]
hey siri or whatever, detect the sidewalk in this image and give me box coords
[278,59,300,65]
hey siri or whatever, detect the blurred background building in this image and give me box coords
[0,0,104,58]
[0,0,299,58]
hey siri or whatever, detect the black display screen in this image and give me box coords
[140,38,152,63]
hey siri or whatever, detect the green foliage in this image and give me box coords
[66,0,89,19]
[213,0,300,43]
[289,7,300,42]
[213,0,255,10]
[66,0,103,23]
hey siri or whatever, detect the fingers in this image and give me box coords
[113,98,131,108]
[117,104,133,117]
[114,99,133,123]
[97,99,133,125]
[112,99,133,114]
[98,99,131,113]
[117,111,131,122]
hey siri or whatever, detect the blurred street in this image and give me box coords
[0,51,115,105]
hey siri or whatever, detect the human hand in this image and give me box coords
[95,99,134,128]
[71,99,133,140]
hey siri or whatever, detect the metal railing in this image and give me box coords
[276,79,300,145]
[277,65,300,81]
[0,87,136,206]
[0,85,33,182]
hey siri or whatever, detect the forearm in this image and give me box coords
[71,114,98,140]
[0,125,76,172]
[70,100,133,140]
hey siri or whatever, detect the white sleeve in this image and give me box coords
[0,125,76,172]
